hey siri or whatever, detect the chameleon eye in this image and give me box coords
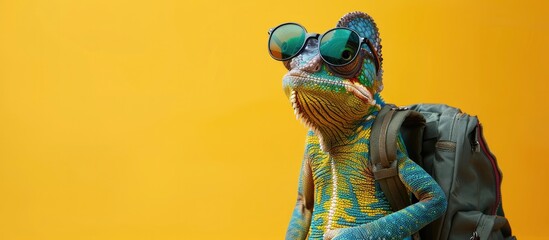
[319,28,360,66]
[341,48,353,61]
[327,50,364,78]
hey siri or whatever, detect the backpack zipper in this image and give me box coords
[449,113,460,140]
[477,123,502,215]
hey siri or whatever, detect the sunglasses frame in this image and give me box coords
[267,23,319,61]
[268,22,381,74]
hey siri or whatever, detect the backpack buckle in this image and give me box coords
[391,107,409,111]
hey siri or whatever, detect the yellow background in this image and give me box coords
[0,0,547,239]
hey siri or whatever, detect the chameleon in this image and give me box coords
[271,12,448,240]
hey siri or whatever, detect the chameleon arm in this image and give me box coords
[286,149,315,240]
[331,144,447,240]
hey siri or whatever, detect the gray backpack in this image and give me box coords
[370,104,516,240]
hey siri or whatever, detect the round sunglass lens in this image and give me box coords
[269,24,306,61]
[319,28,360,66]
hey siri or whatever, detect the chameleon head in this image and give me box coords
[280,12,384,150]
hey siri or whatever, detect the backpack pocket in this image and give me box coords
[449,211,511,240]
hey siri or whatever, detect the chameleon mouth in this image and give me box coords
[343,80,375,105]
[285,71,375,105]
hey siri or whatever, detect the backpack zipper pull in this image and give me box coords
[471,126,481,153]
[470,231,480,240]
[472,140,480,153]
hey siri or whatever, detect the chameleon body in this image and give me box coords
[279,12,447,240]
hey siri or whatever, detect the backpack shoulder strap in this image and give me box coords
[370,104,426,211]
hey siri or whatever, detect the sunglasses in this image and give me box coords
[268,23,380,74]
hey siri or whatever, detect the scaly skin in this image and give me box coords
[279,12,447,240]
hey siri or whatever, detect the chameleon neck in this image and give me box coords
[304,93,385,153]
